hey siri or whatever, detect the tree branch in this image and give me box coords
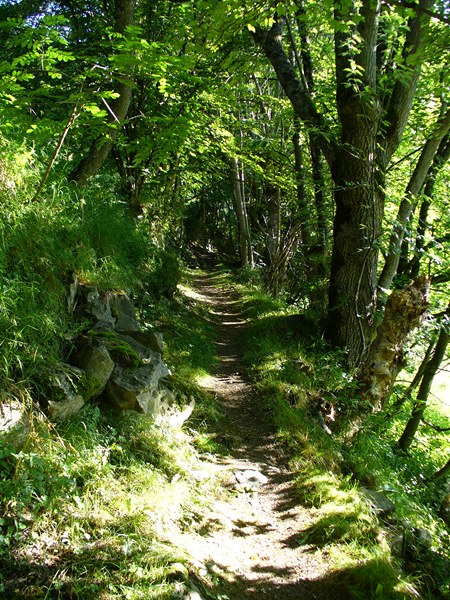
[422,418,450,433]
[380,0,433,166]
[432,270,450,285]
[378,107,450,290]
[385,0,450,25]
[252,21,337,168]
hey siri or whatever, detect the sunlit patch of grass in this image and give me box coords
[323,548,421,600]
[0,398,220,598]
[191,431,226,455]
[300,498,377,547]
[138,285,217,381]
[295,471,349,507]
[195,372,217,388]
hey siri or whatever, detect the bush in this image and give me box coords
[144,246,181,299]
[0,176,173,385]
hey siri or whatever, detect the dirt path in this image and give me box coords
[167,269,340,600]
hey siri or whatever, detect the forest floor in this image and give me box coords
[165,268,342,600]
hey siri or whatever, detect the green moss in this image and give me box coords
[88,331,143,368]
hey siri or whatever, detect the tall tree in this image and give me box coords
[252,0,435,366]
[378,107,450,292]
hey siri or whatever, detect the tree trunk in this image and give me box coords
[296,0,329,256]
[432,458,450,482]
[266,184,281,262]
[308,138,328,253]
[390,332,439,413]
[398,303,450,451]
[69,0,135,187]
[407,134,450,279]
[378,108,450,292]
[326,125,383,364]
[324,0,382,364]
[231,158,252,267]
[292,121,312,246]
[358,276,430,411]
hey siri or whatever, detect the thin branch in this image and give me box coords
[422,418,450,432]
[386,146,422,172]
[32,101,81,202]
[432,270,450,285]
[385,0,450,25]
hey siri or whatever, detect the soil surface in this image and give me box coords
[168,269,341,600]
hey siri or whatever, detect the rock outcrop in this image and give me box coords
[360,487,396,518]
[47,278,174,420]
[48,367,86,421]
[0,397,31,448]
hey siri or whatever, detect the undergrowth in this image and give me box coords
[229,272,450,600]
[0,282,221,598]
[0,158,221,597]
[1,157,449,600]
[0,404,218,599]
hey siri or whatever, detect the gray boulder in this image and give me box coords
[105,356,170,414]
[77,287,140,331]
[67,272,79,312]
[235,469,269,490]
[71,339,115,397]
[82,287,116,327]
[0,399,30,448]
[360,487,396,518]
[114,333,159,364]
[410,527,433,552]
[106,291,140,332]
[66,281,172,417]
[123,329,164,355]
[48,367,85,421]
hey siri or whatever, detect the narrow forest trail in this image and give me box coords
[166,269,340,600]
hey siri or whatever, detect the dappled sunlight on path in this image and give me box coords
[167,268,341,600]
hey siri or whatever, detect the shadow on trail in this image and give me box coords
[186,268,338,599]
[198,559,409,600]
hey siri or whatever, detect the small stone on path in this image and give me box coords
[235,469,269,489]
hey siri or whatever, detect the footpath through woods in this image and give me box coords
[167,268,341,600]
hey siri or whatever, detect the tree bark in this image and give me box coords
[296,0,329,255]
[407,134,450,279]
[253,0,432,366]
[292,121,311,248]
[432,457,450,481]
[398,303,450,451]
[379,0,434,167]
[358,276,430,411]
[69,0,135,187]
[252,24,337,167]
[266,184,281,263]
[325,0,383,364]
[308,138,328,254]
[231,158,252,267]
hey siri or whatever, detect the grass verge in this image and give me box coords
[0,268,222,599]
[229,271,450,600]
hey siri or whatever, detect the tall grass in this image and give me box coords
[0,159,220,597]
[0,162,178,387]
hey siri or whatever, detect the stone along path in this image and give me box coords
[168,270,338,600]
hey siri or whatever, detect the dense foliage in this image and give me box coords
[0,0,449,597]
